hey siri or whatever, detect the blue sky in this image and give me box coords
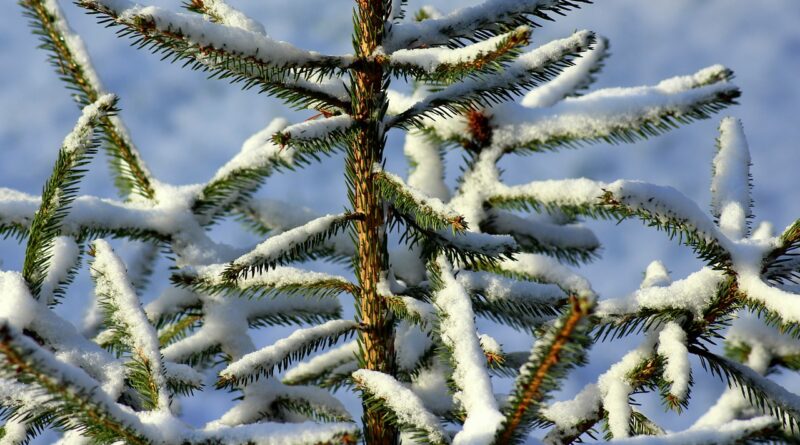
[1,0,800,441]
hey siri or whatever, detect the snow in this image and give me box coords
[385,0,562,51]
[163,361,204,388]
[491,68,737,152]
[6,1,800,442]
[352,369,449,444]
[231,213,347,271]
[640,260,672,289]
[62,94,116,154]
[198,421,358,445]
[90,239,170,411]
[540,384,601,435]
[404,131,450,201]
[691,343,770,429]
[278,115,353,143]
[457,270,565,304]
[0,323,159,442]
[498,253,595,299]
[192,262,351,292]
[522,37,608,108]
[378,168,461,222]
[40,235,81,305]
[219,319,357,383]
[599,335,659,438]
[711,117,752,239]
[395,321,433,371]
[607,416,775,444]
[597,267,724,319]
[494,178,608,214]
[657,322,691,401]
[544,335,659,439]
[388,26,530,73]
[410,362,455,415]
[433,256,504,445]
[283,341,357,385]
[387,30,594,127]
[0,271,39,330]
[209,118,289,183]
[604,180,731,250]
[736,266,800,324]
[490,211,600,253]
[197,0,266,35]
[90,0,353,69]
[162,291,341,364]
[727,314,800,358]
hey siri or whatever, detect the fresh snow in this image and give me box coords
[404,131,450,201]
[657,322,691,400]
[434,256,504,445]
[387,26,530,73]
[607,417,775,444]
[62,94,116,154]
[91,239,170,411]
[353,369,449,444]
[93,0,353,68]
[279,115,353,143]
[231,213,347,269]
[219,319,357,383]
[597,267,724,319]
[499,253,595,299]
[40,236,81,305]
[0,271,39,329]
[388,30,593,128]
[711,117,752,239]
[283,341,357,385]
[197,0,266,35]
[209,118,290,183]
[522,37,608,108]
[385,0,560,51]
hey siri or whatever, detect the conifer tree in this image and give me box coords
[1,0,798,444]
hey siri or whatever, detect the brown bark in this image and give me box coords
[350,1,398,444]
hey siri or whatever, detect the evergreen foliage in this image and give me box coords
[1,0,798,444]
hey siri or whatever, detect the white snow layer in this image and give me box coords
[522,36,608,108]
[385,0,560,51]
[210,118,290,183]
[220,319,357,382]
[711,117,752,239]
[63,94,116,154]
[657,322,691,400]
[0,271,39,330]
[94,0,352,67]
[353,369,449,444]
[231,213,346,268]
[198,0,266,34]
[404,131,450,201]
[606,416,775,444]
[387,26,529,73]
[90,239,170,411]
[434,256,504,445]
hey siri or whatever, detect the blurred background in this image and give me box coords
[1,0,800,442]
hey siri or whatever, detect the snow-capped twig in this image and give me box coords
[90,239,170,411]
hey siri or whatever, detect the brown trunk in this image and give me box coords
[350,1,398,444]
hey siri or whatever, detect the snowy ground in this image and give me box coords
[1,0,799,442]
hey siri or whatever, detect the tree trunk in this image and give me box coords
[350,1,398,444]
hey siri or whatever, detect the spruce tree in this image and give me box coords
[0,0,798,444]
